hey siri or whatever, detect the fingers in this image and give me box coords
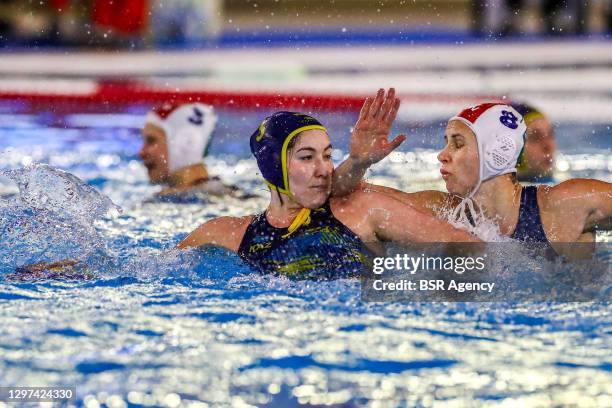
[378,88,395,120]
[387,134,407,152]
[369,88,385,119]
[382,96,401,125]
[361,88,399,122]
[359,97,373,121]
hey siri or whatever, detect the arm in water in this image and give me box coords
[370,192,480,243]
[9,259,93,281]
[332,88,406,196]
[10,216,250,280]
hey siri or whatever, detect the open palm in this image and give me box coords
[350,88,406,165]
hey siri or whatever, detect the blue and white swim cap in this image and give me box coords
[145,103,217,173]
[450,103,526,194]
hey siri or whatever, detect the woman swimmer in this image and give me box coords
[511,102,556,183]
[336,102,611,256]
[140,102,248,203]
[177,90,480,278]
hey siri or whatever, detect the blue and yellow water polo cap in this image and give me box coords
[249,111,327,197]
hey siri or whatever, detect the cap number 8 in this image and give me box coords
[499,110,518,129]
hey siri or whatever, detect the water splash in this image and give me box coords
[444,197,512,242]
[0,164,120,273]
[2,164,120,221]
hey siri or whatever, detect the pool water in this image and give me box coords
[0,101,610,407]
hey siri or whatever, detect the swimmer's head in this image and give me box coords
[438,103,526,197]
[139,103,217,183]
[250,111,332,208]
[512,102,556,181]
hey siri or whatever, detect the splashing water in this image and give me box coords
[0,106,609,406]
[446,197,512,242]
[0,164,121,272]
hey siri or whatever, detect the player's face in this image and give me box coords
[438,120,480,196]
[287,130,334,209]
[139,123,170,184]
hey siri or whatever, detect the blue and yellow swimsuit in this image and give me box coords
[237,202,370,279]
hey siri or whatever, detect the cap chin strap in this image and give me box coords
[451,172,510,234]
[267,181,312,239]
[451,195,484,235]
[451,171,485,233]
[282,207,312,238]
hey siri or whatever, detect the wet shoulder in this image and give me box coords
[536,181,601,242]
[181,215,254,252]
[330,188,375,214]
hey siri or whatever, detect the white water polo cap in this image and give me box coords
[450,103,526,189]
[145,103,218,173]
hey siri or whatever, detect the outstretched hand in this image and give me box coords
[350,88,406,166]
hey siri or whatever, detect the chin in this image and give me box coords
[306,200,326,209]
[445,182,470,197]
[303,195,329,209]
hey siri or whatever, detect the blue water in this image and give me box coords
[0,101,611,407]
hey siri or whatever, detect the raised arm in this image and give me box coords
[176,215,253,252]
[332,88,406,196]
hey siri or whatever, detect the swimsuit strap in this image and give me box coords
[511,185,549,243]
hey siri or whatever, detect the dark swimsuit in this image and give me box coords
[237,202,370,279]
[511,185,549,243]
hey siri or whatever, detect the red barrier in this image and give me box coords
[0,80,502,112]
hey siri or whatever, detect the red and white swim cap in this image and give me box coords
[450,103,526,193]
[145,103,217,173]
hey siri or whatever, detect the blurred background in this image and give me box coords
[0,0,611,198]
[1,0,611,48]
[1,1,611,112]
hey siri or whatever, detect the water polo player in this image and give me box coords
[177,91,480,278]
[336,102,611,253]
[511,102,557,183]
[140,102,247,202]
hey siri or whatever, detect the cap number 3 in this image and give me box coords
[188,107,204,125]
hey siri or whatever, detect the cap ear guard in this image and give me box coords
[485,135,518,171]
